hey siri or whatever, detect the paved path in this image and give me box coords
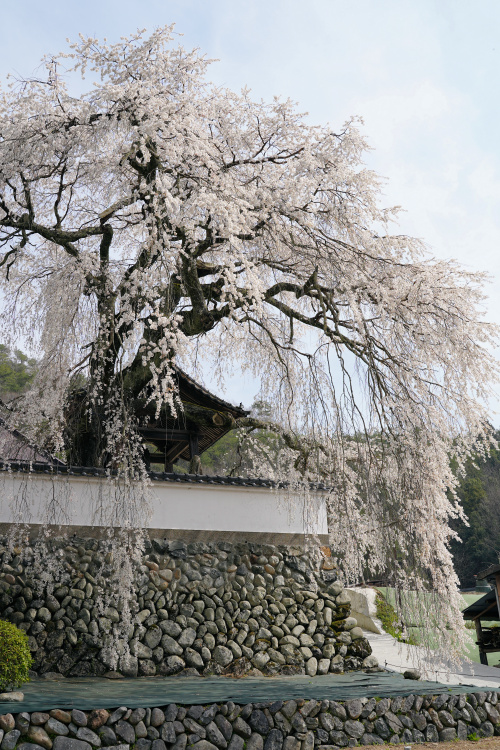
[364,630,500,689]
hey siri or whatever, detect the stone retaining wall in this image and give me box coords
[1,691,500,750]
[0,537,376,678]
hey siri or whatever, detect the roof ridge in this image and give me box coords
[0,459,329,491]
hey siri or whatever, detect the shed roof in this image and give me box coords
[173,366,247,418]
[0,367,249,471]
[477,564,500,581]
[66,366,249,468]
[462,589,500,621]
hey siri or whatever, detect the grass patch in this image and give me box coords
[375,591,418,644]
[375,591,403,640]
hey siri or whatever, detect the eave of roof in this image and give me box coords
[174,366,249,418]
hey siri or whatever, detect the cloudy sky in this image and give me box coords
[1,0,499,410]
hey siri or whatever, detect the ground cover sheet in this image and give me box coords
[3,673,478,713]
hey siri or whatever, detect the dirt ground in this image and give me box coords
[362,739,500,749]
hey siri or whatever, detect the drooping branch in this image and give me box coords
[236,415,330,476]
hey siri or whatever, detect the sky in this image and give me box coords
[1,0,500,410]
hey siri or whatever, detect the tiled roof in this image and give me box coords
[173,365,249,418]
[0,460,329,491]
[0,418,65,466]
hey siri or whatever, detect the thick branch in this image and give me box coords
[0,212,104,258]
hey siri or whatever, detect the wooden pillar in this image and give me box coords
[475,618,488,665]
[189,433,199,459]
[495,573,500,615]
[188,433,202,475]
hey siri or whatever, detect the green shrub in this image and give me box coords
[0,619,32,691]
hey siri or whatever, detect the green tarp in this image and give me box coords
[0,672,476,713]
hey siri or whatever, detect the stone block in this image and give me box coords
[344,720,365,739]
[52,739,92,750]
[438,728,457,742]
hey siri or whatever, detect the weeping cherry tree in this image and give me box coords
[0,27,497,662]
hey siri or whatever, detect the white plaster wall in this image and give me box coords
[0,472,328,536]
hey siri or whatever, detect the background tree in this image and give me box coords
[0,345,36,400]
[450,436,500,588]
[0,27,497,659]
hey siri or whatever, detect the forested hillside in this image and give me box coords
[450,435,500,588]
[0,344,36,400]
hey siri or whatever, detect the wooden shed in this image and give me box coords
[462,564,500,665]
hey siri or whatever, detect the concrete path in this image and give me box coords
[364,630,500,689]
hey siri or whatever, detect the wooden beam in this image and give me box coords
[164,442,189,465]
[147,440,192,469]
[139,427,202,442]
